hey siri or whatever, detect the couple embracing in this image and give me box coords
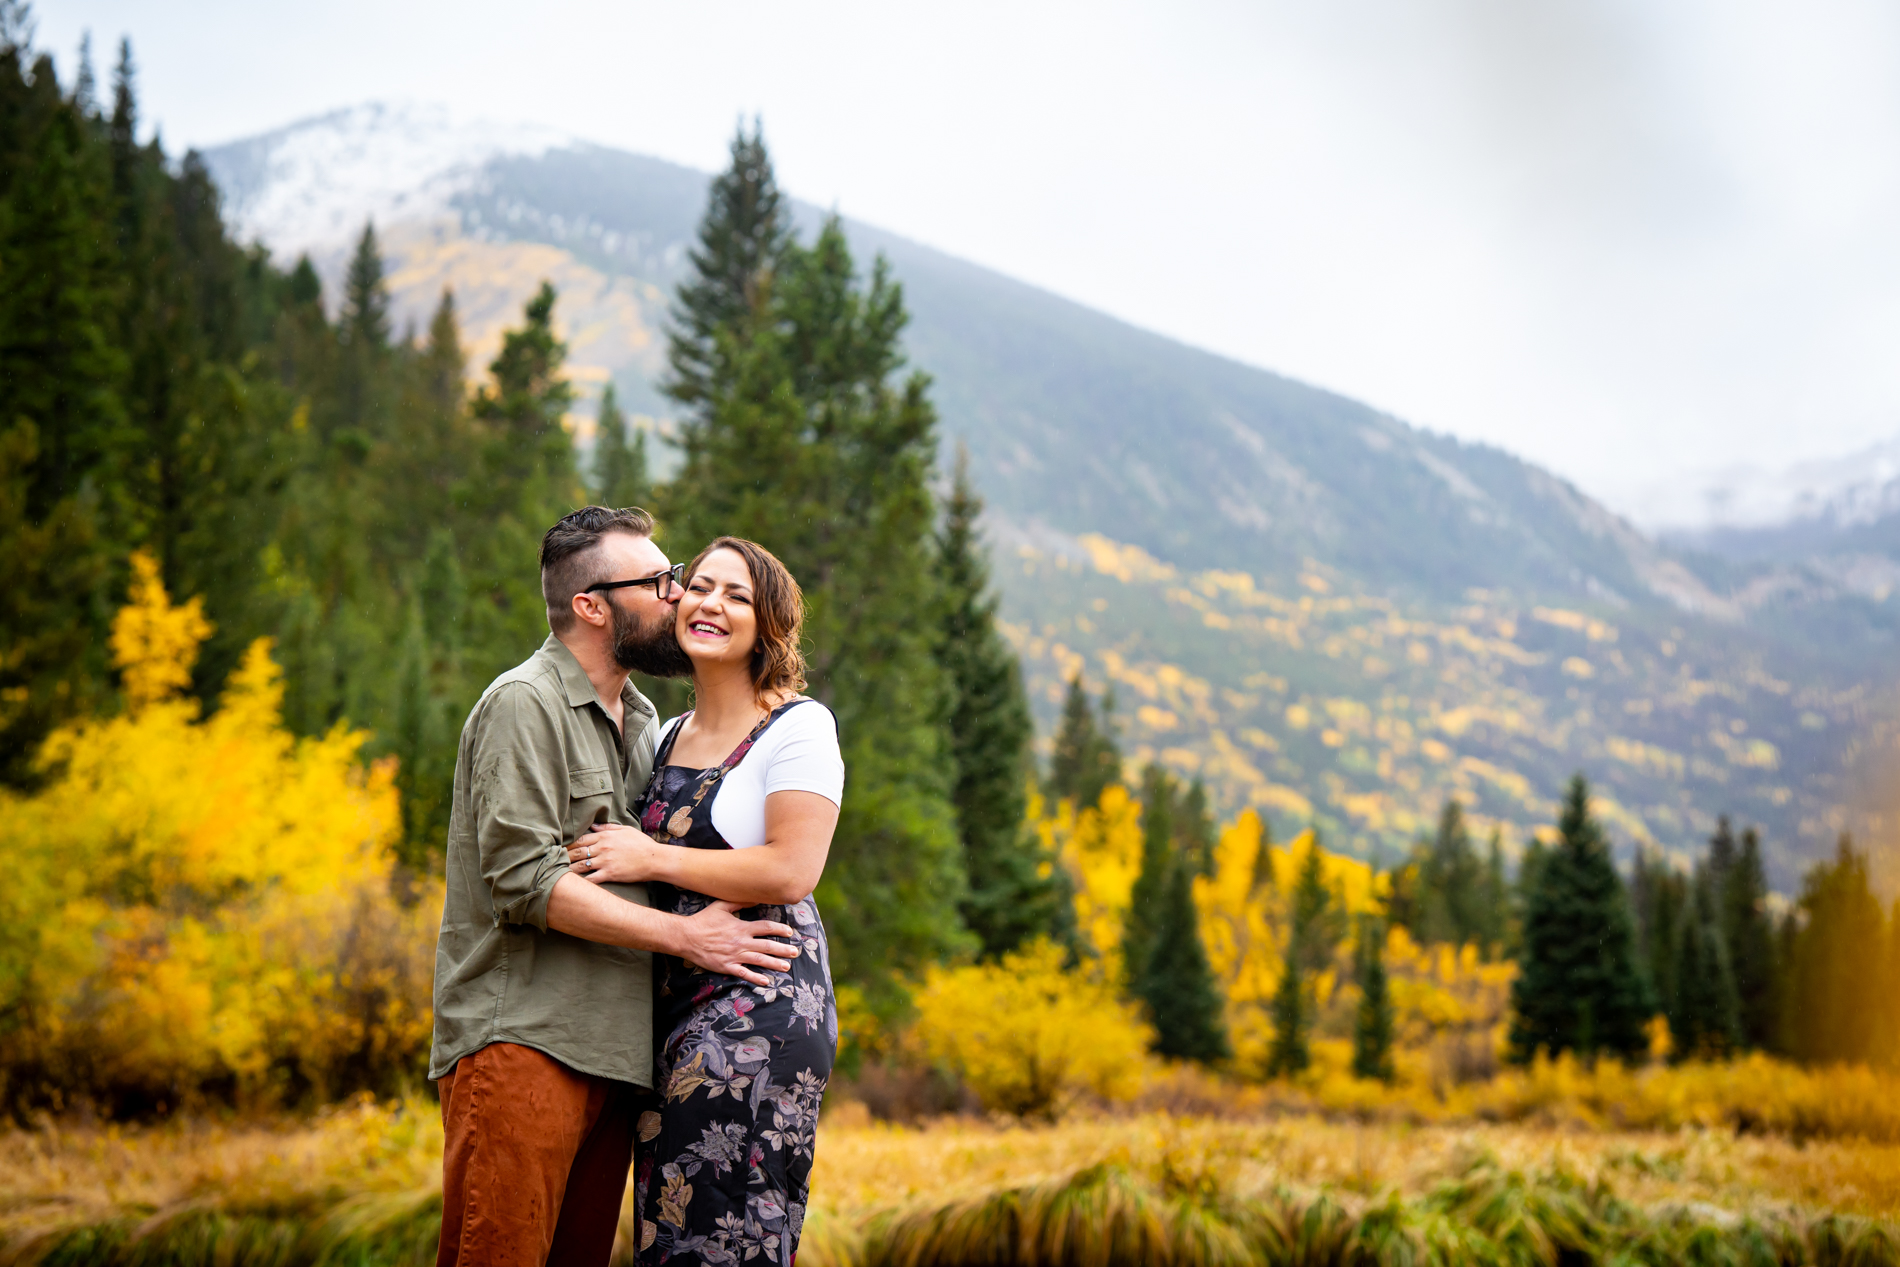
[429,506,842,1267]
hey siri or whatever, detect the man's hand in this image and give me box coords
[677,901,800,987]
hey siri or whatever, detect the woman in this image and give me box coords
[566,536,841,1266]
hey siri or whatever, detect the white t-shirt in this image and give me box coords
[657,701,845,850]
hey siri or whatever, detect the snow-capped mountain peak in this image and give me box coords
[209,101,572,260]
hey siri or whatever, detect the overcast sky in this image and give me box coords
[28,0,1900,509]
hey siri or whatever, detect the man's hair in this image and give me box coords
[540,506,656,632]
[685,536,808,704]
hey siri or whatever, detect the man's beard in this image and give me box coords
[612,602,694,679]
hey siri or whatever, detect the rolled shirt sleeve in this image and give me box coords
[469,684,575,931]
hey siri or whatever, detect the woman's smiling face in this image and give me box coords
[677,547,759,669]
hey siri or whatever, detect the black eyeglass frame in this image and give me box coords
[584,563,686,601]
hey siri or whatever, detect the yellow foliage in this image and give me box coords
[910,941,1156,1117]
[1188,819,1386,1074]
[111,551,213,711]
[0,566,434,1108]
[1039,785,1145,970]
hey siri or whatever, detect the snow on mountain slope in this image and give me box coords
[210,101,574,260]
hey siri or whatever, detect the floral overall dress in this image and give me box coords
[629,700,838,1266]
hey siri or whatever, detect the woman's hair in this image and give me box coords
[686,536,808,704]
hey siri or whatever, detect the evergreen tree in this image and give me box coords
[1047,672,1121,810]
[1386,800,1502,951]
[1352,914,1395,1082]
[666,120,788,411]
[1508,775,1653,1063]
[1667,867,1741,1060]
[938,447,1071,959]
[0,30,125,780]
[589,384,649,510]
[1178,778,1215,876]
[1630,846,1687,1023]
[1268,837,1334,1078]
[1251,815,1277,893]
[1722,825,1780,1050]
[661,136,969,988]
[1142,860,1229,1062]
[1123,762,1176,988]
[1478,829,1509,953]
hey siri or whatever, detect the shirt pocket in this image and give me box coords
[567,766,616,831]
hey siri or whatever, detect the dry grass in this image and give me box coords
[7,1093,1900,1264]
[809,1105,1900,1226]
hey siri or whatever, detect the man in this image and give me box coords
[430,506,802,1267]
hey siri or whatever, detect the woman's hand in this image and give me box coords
[567,822,660,885]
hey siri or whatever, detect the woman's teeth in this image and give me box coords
[690,622,726,637]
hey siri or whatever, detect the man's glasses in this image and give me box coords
[585,563,686,601]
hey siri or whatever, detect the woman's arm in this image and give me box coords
[568,790,838,905]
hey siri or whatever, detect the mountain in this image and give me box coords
[200,104,1900,885]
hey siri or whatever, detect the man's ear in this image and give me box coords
[571,592,610,630]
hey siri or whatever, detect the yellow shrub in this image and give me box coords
[0,554,436,1109]
[911,941,1157,1117]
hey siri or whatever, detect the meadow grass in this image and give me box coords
[8,1077,1900,1266]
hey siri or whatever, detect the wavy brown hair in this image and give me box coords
[686,536,808,705]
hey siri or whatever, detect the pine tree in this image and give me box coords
[1124,762,1176,986]
[1478,829,1509,954]
[1630,845,1687,1023]
[1666,867,1741,1060]
[661,137,969,988]
[1387,799,1497,951]
[1251,815,1277,893]
[0,33,124,781]
[1268,838,1333,1078]
[342,222,391,350]
[1352,914,1395,1082]
[1508,775,1653,1063]
[1178,778,1215,876]
[666,120,788,411]
[1142,860,1229,1062]
[1047,673,1121,811]
[590,384,650,510]
[1722,825,1779,1050]
[938,446,1071,959]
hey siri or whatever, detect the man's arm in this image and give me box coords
[470,686,797,985]
[544,876,797,988]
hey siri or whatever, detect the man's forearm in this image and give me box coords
[545,873,684,954]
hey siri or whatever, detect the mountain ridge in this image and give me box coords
[199,103,1900,877]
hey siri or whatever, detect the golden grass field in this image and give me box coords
[7,1077,1900,1266]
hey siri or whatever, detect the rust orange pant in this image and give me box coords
[436,1042,643,1267]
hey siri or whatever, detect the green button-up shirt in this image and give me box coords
[429,635,662,1086]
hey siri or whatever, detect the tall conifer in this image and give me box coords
[666,120,787,411]
[1143,861,1229,1062]
[1667,868,1741,1059]
[1268,838,1333,1078]
[1124,763,1176,984]
[938,446,1070,958]
[1722,825,1779,1050]
[662,131,970,988]
[1352,914,1395,1082]
[1509,775,1653,1062]
[590,384,649,510]
[1047,673,1120,810]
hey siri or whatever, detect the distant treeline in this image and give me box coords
[0,30,1069,1006]
[1048,672,1898,1074]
